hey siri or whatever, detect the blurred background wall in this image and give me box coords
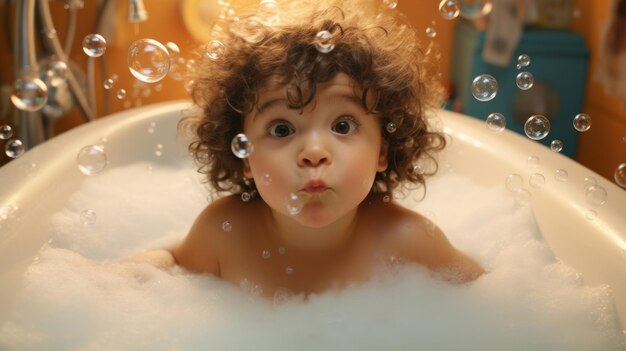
[0,0,624,186]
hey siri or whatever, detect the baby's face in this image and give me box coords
[242,73,388,228]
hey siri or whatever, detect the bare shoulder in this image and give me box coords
[172,195,262,275]
[361,199,484,283]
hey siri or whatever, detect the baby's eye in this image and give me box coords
[268,122,295,137]
[331,117,359,135]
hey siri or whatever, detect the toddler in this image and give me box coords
[129,0,484,297]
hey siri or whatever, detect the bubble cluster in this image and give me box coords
[231,133,254,159]
[10,77,48,112]
[82,34,107,57]
[438,0,460,20]
[4,139,25,158]
[485,112,506,132]
[77,145,108,175]
[516,71,534,90]
[471,74,498,102]
[524,115,550,140]
[128,39,171,83]
[573,113,591,132]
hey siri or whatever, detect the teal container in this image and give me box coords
[450,20,589,159]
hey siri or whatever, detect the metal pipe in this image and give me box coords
[128,0,148,23]
[13,0,45,149]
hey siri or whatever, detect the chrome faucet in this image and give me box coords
[128,0,149,23]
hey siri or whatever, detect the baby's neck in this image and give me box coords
[263,205,360,255]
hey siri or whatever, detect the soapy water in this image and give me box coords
[0,163,624,350]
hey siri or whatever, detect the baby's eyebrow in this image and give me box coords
[257,98,287,114]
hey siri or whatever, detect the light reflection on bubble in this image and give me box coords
[516,71,534,90]
[524,115,550,140]
[555,169,568,182]
[573,113,591,132]
[77,145,107,175]
[486,112,506,132]
[314,30,335,54]
[231,133,254,158]
[615,163,626,188]
[128,39,171,83]
[517,54,530,69]
[550,140,563,153]
[10,77,48,112]
[4,139,25,158]
[471,74,498,102]
[585,184,607,206]
[82,34,107,57]
[438,0,460,20]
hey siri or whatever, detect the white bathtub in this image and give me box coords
[0,100,624,326]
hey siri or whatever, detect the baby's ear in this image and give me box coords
[377,141,388,172]
[242,159,252,178]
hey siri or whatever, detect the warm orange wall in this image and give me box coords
[571,0,626,185]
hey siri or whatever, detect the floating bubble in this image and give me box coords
[471,74,498,102]
[505,173,524,192]
[383,0,398,9]
[425,27,437,38]
[386,122,397,133]
[241,192,251,202]
[526,155,540,169]
[116,89,126,99]
[285,266,294,275]
[262,250,271,259]
[555,169,568,182]
[524,115,550,140]
[615,163,626,188]
[128,39,171,83]
[82,34,107,57]
[314,30,336,54]
[77,145,107,175]
[258,0,280,25]
[206,40,226,60]
[10,77,48,112]
[80,209,97,226]
[585,184,607,206]
[583,176,597,189]
[517,54,530,69]
[585,209,597,221]
[263,173,273,186]
[231,133,254,158]
[285,193,303,215]
[550,140,563,153]
[40,59,68,87]
[237,17,266,44]
[529,173,546,189]
[103,78,114,90]
[222,220,233,232]
[439,0,460,19]
[486,112,506,132]
[4,139,25,158]
[516,71,534,90]
[459,0,493,19]
[0,125,13,140]
[573,113,591,132]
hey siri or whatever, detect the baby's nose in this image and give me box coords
[298,133,331,167]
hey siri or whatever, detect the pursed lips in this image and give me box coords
[303,179,329,194]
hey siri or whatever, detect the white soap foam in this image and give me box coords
[0,163,624,351]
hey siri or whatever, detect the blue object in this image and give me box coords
[450,20,589,159]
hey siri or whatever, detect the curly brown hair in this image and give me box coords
[180,0,446,197]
